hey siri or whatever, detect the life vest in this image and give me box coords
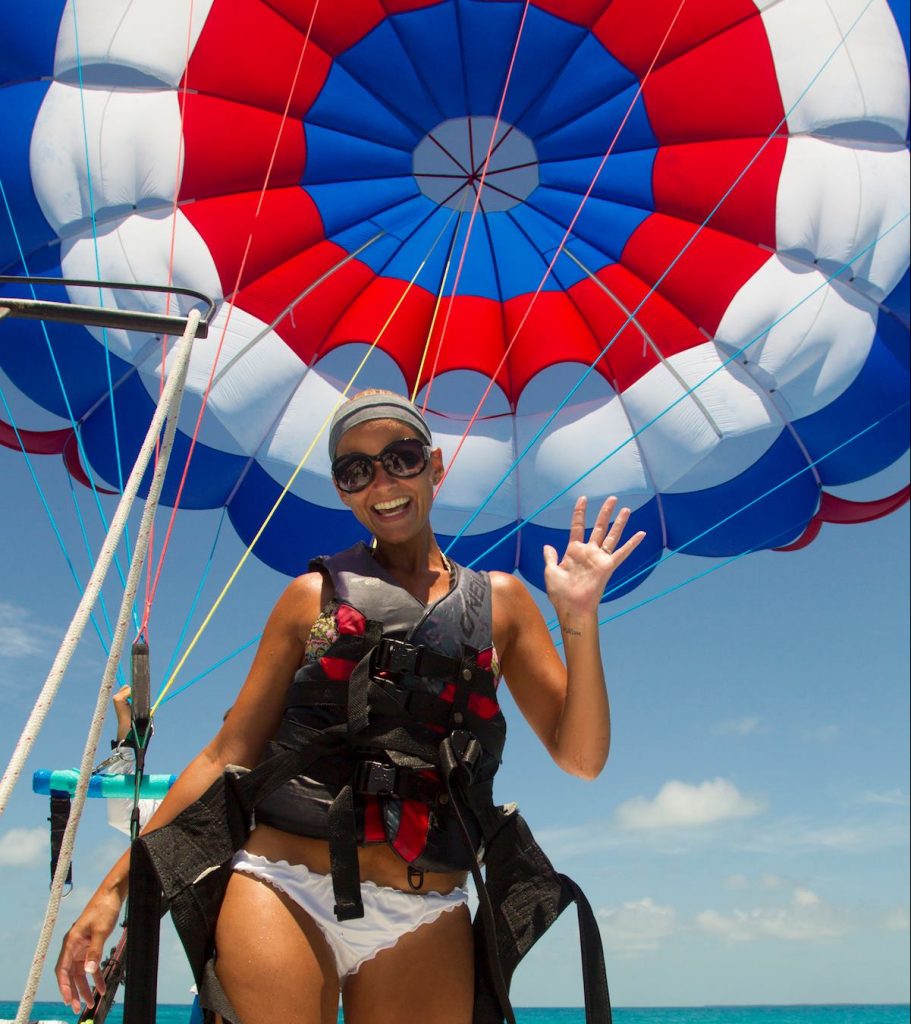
[123,545,611,1024]
[256,542,506,882]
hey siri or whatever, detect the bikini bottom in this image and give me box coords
[230,850,469,982]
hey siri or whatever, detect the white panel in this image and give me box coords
[31,83,183,233]
[59,209,223,364]
[54,0,215,87]
[514,367,651,529]
[776,137,910,301]
[714,254,877,419]
[760,0,909,139]
[622,345,781,494]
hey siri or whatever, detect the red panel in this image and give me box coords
[640,17,786,144]
[182,188,324,294]
[336,602,367,634]
[531,0,611,29]
[319,655,357,680]
[567,262,704,393]
[180,94,306,202]
[320,277,437,385]
[653,138,786,250]
[417,296,510,398]
[267,0,387,56]
[186,0,331,116]
[593,0,758,76]
[391,798,431,863]
[237,244,375,366]
[363,795,385,842]
[621,213,772,335]
[504,290,604,400]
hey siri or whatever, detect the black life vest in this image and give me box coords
[123,545,612,1024]
[256,542,506,878]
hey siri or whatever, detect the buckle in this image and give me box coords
[374,638,417,675]
[449,729,481,771]
[353,760,397,796]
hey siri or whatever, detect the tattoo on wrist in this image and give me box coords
[562,626,582,637]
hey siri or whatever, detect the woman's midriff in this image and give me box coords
[244,822,469,896]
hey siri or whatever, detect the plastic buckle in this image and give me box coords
[449,729,481,771]
[374,638,414,674]
[353,760,397,796]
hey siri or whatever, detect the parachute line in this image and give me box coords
[460,211,909,569]
[444,0,880,549]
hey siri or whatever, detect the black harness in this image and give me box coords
[123,546,611,1024]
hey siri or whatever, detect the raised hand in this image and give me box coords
[542,496,646,620]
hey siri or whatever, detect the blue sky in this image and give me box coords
[0,442,907,1009]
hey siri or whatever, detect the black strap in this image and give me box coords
[327,785,363,920]
[48,791,73,891]
[123,838,163,1024]
[558,874,612,1023]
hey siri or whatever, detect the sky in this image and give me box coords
[0,435,907,1012]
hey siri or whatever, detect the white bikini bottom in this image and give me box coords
[231,850,469,981]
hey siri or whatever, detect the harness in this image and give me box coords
[123,545,611,1024]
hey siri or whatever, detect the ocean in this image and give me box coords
[1,1003,908,1024]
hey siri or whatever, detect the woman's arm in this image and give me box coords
[55,572,322,1012]
[493,496,645,780]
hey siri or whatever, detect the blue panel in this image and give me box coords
[378,203,460,287]
[337,18,444,135]
[308,177,419,237]
[0,81,56,271]
[526,188,649,264]
[521,498,662,600]
[303,125,414,185]
[498,4,588,127]
[305,63,420,152]
[663,432,820,555]
[535,83,658,159]
[486,208,562,296]
[228,462,370,577]
[794,316,910,485]
[392,3,468,121]
[0,3,64,81]
[883,267,910,331]
[442,521,520,575]
[518,31,639,142]
[457,0,525,115]
[887,0,910,64]
[80,371,246,507]
[538,149,657,213]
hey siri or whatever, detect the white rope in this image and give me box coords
[0,312,200,819]
[14,310,199,1024]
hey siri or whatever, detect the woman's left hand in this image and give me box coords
[543,496,646,619]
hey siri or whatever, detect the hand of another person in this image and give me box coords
[112,684,132,743]
[55,888,123,1013]
[543,496,646,620]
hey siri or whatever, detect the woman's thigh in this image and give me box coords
[214,870,340,1024]
[342,903,474,1024]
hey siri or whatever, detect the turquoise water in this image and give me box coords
[2,1003,908,1023]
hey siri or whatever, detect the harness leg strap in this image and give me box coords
[327,784,364,920]
[123,837,163,1024]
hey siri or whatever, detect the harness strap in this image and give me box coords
[48,791,73,891]
[123,838,163,1024]
[327,785,362,920]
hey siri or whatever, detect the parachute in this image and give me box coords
[0,0,908,598]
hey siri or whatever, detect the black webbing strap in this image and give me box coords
[123,838,163,1024]
[327,784,362,920]
[346,621,382,736]
[558,874,612,1022]
[48,791,73,891]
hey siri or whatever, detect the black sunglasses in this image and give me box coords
[332,438,432,494]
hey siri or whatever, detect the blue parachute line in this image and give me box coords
[157,632,261,708]
[160,506,229,691]
[70,0,127,501]
[457,211,910,570]
[445,0,881,552]
[546,398,910,635]
[0,177,141,633]
[0,378,123,666]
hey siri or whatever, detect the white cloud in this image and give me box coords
[615,778,765,830]
[761,874,783,890]
[0,827,48,867]
[712,716,762,737]
[735,818,909,854]
[598,897,677,952]
[884,906,910,931]
[0,602,49,659]
[696,887,850,943]
[724,874,749,890]
[861,788,909,807]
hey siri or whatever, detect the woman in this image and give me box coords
[56,391,645,1024]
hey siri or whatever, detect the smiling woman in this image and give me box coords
[55,390,644,1024]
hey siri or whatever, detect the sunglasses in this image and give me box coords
[332,438,432,494]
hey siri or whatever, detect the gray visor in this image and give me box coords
[328,394,432,458]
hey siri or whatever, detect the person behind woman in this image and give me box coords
[56,391,645,1024]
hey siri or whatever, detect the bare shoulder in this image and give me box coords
[267,570,330,643]
[489,570,542,640]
